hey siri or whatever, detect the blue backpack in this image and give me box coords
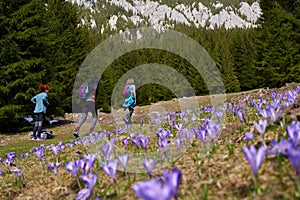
[122,85,131,98]
[78,83,89,100]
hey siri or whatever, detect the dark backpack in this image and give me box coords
[122,85,131,98]
[78,83,89,100]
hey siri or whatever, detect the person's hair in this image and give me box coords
[126,78,134,85]
[39,84,50,92]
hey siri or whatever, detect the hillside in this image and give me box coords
[1,84,300,199]
[68,0,261,30]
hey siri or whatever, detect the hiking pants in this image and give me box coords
[33,113,44,138]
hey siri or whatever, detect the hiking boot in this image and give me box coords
[73,131,80,138]
[123,118,129,124]
[127,119,134,124]
[89,127,95,133]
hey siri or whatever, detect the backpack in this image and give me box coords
[78,83,89,100]
[122,85,131,98]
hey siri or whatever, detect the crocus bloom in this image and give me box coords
[131,137,140,148]
[161,168,182,199]
[6,152,16,162]
[139,137,150,150]
[100,160,118,180]
[143,159,156,178]
[117,154,129,170]
[122,138,128,147]
[157,138,169,151]
[242,145,267,178]
[286,121,300,146]
[46,162,60,175]
[65,160,79,177]
[206,120,220,140]
[132,178,172,200]
[81,154,97,175]
[270,107,283,123]
[34,145,45,160]
[82,172,98,189]
[269,138,292,155]
[20,153,29,159]
[0,168,4,175]
[287,147,300,175]
[253,119,267,138]
[243,132,254,141]
[100,144,113,160]
[76,188,91,200]
[192,128,206,143]
[11,166,23,178]
[50,144,59,156]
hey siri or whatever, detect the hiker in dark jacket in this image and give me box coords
[73,77,98,138]
[30,84,50,140]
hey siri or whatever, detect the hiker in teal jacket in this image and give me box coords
[123,78,136,124]
[30,84,50,140]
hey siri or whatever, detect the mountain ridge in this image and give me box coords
[66,0,261,31]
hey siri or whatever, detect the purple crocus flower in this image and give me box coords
[287,146,300,175]
[242,145,267,178]
[20,153,29,159]
[243,132,254,141]
[34,145,45,160]
[156,129,171,139]
[65,160,80,176]
[10,166,23,178]
[131,137,140,148]
[287,121,300,146]
[82,172,98,189]
[143,159,156,178]
[270,107,283,123]
[269,138,292,155]
[0,168,4,175]
[174,138,184,149]
[100,144,113,160]
[122,138,128,147]
[45,162,60,175]
[132,178,172,200]
[100,160,118,180]
[4,159,11,167]
[192,128,206,143]
[6,152,16,162]
[50,144,59,156]
[160,168,182,199]
[234,108,246,123]
[157,138,170,152]
[76,188,91,200]
[174,123,183,131]
[117,154,129,170]
[81,154,97,175]
[258,108,270,122]
[139,137,150,150]
[253,119,267,139]
[206,120,220,140]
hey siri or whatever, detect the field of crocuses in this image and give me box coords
[1,84,300,200]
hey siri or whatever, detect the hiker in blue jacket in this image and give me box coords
[30,84,50,140]
[123,78,136,124]
[73,77,98,138]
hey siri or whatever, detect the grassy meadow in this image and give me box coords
[0,84,300,200]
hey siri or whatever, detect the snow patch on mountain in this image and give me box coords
[68,0,262,30]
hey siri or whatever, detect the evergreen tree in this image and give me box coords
[254,0,300,87]
[0,0,92,130]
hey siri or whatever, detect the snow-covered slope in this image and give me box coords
[66,0,262,30]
